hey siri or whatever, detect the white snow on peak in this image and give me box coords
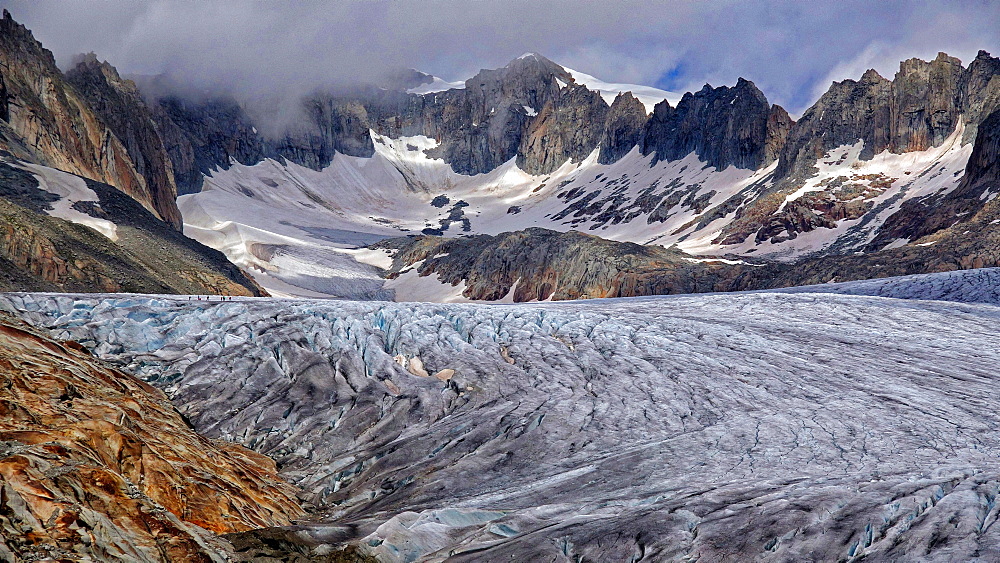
[518,52,539,60]
[561,66,682,114]
[407,76,467,95]
[17,162,118,241]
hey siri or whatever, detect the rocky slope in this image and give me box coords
[8,278,1000,561]
[377,171,1000,301]
[715,51,1000,249]
[65,53,183,228]
[0,160,265,295]
[0,311,302,561]
[377,228,750,301]
[0,10,180,226]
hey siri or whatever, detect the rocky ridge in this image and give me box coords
[65,54,183,228]
[143,52,789,188]
[0,10,181,227]
[0,161,265,295]
[715,51,1000,248]
[378,228,750,301]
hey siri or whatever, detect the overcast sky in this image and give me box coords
[4,0,999,114]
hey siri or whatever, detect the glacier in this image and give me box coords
[4,269,1000,561]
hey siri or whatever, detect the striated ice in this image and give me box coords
[4,275,1000,560]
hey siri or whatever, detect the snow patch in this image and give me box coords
[407,76,466,95]
[18,162,118,241]
[562,66,682,113]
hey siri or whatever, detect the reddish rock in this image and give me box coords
[0,315,302,561]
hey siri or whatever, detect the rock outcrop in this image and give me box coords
[774,69,893,179]
[0,313,302,561]
[712,51,1000,251]
[642,78,789,170]
[598,92,647,164]
[776,51,1000,180]
[0,11,172,223]
[64,54,183,228]
[891,52,966,153]
[138,78,269,195]
[379,228,751,301]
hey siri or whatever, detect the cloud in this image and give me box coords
[3,0,999,116]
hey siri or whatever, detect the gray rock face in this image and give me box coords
[765,103,793,164]
[866,107,1000,250]
[382,53,609,176]
[961,107,1000,191]
[775,69,893,179]
[642,78,786,170]
[8,285,1000,562]
[598,92,647,164]
[962,50,1000,143]
[518,81,609,174]
[776,51,1000,181]
[142,86,269,195]
[141,53,793,184]
[891,52,966,153]
[64,55,183,228]
[270,97,375,170]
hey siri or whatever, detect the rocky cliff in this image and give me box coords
[642,78,791,170]
[0,312,302,561]
[713,50,1000,250]
[776,51,1000,181]
[142,53,791,189]
[64,54,182,227]
[0,10,178,225]
[597,92,648,164]
[134,75,269,196]
[369,53,610,175]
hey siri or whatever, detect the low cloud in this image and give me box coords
[5,0,999,117]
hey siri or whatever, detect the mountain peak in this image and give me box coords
[505,51,559,71]
[860,68,887,83]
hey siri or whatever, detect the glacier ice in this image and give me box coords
[4,273,1000,560]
